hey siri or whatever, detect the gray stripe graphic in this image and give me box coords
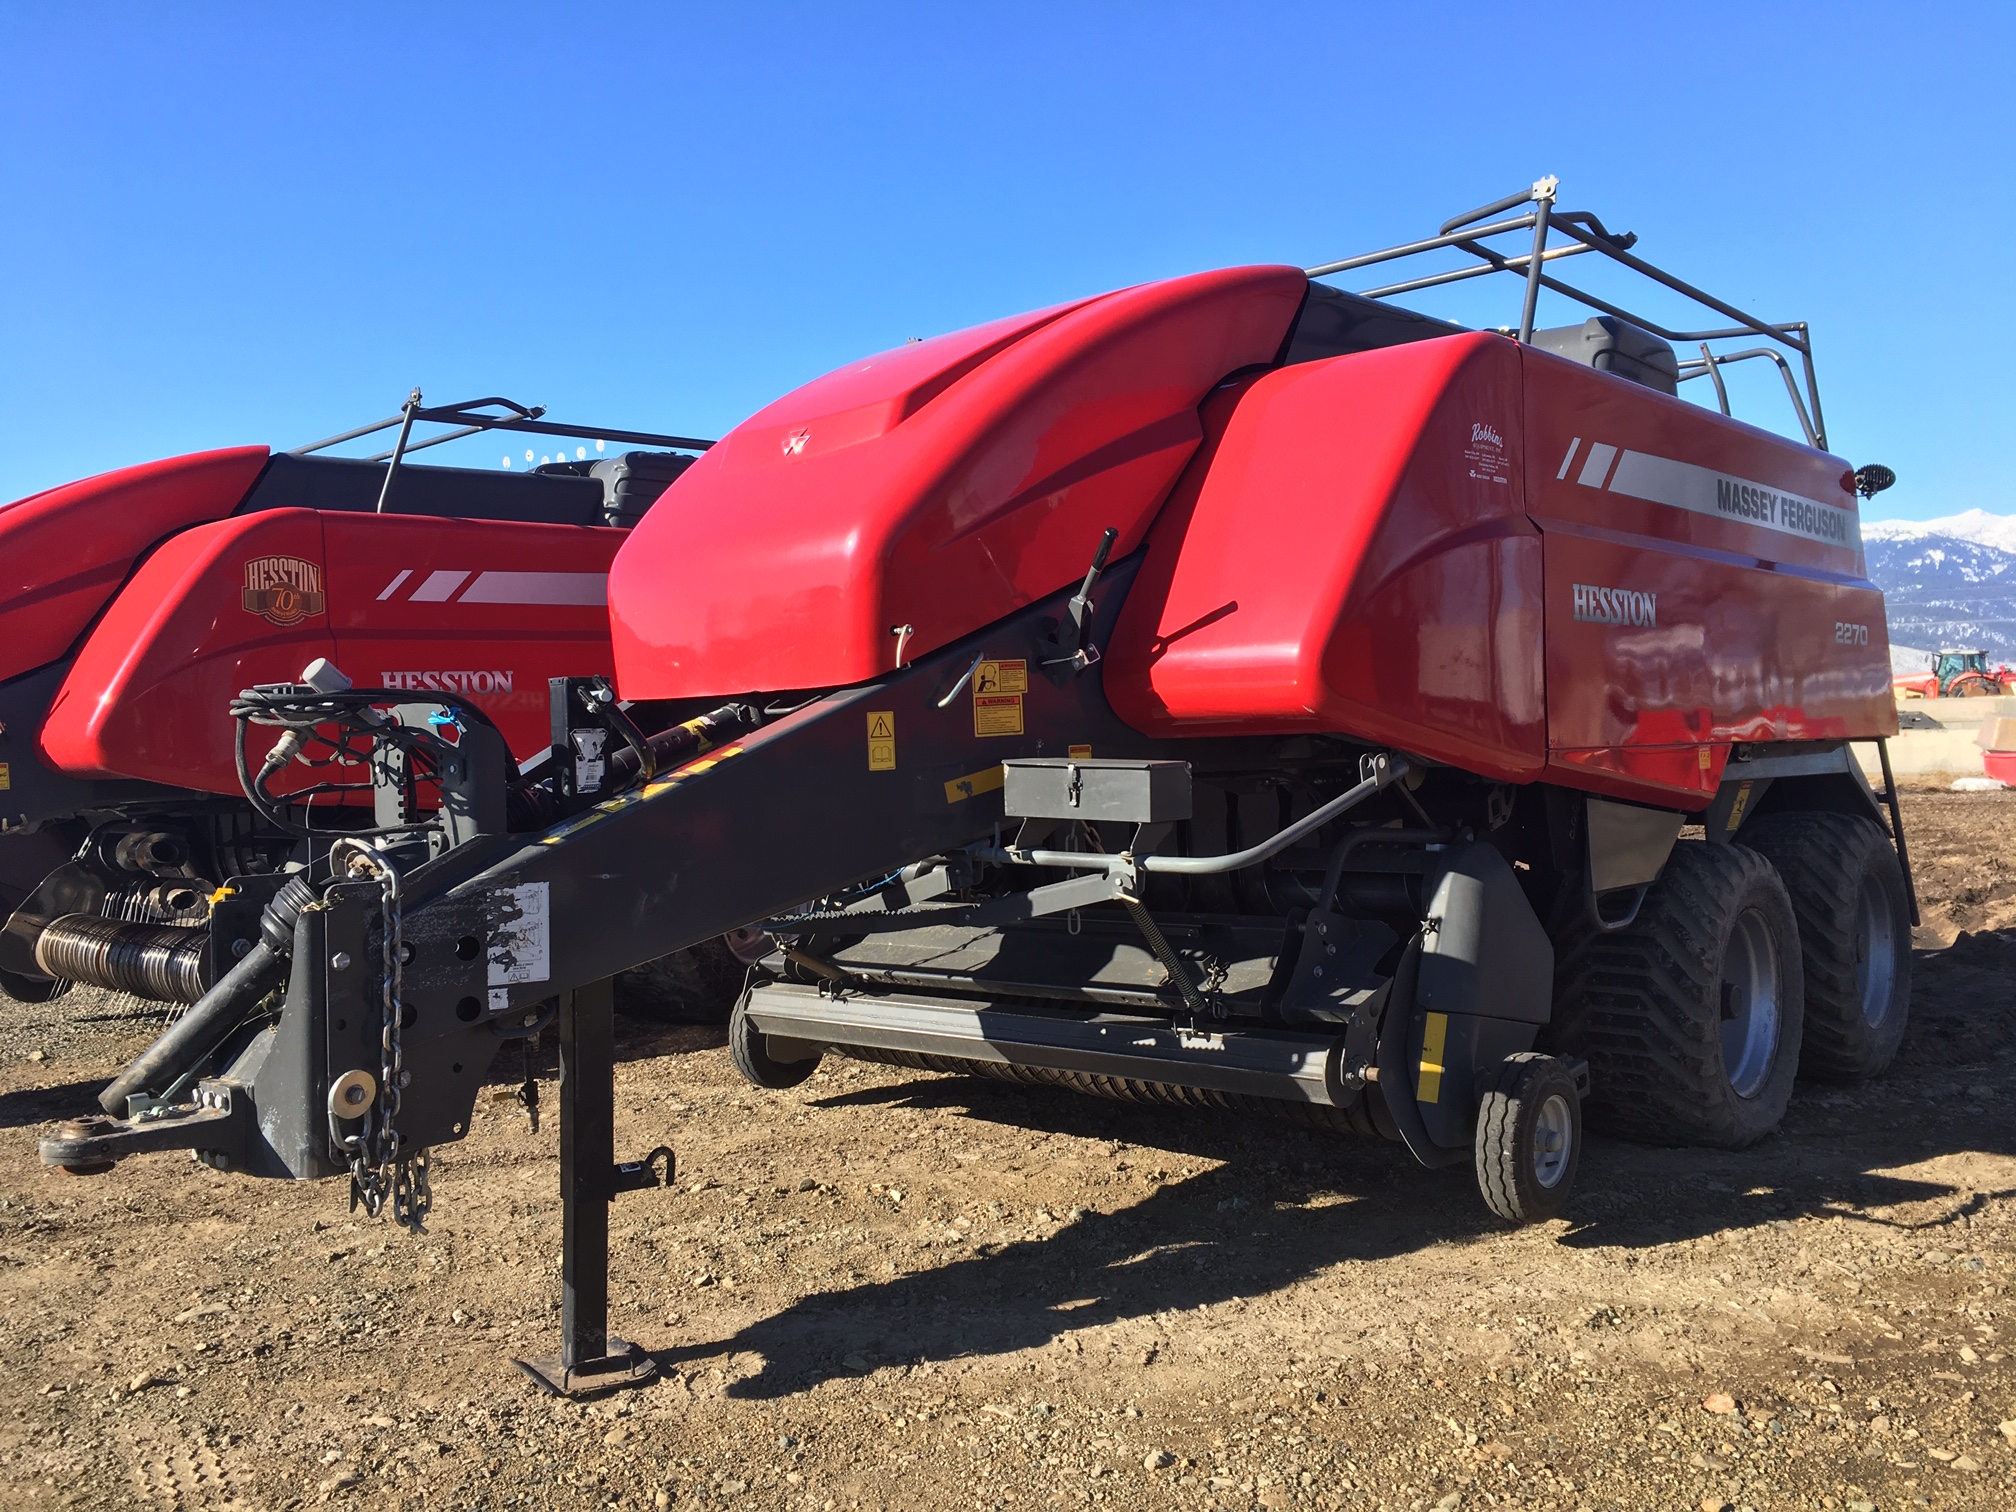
[1600,449,1861,552]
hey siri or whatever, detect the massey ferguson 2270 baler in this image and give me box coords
[41,180,1912,1396]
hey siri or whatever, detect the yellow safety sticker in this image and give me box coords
[867,710,896,771]
[974,693,1024,737]
[944,764,1007,804]
[1416,1011,1448,1105]
[0,762,9,791]
[1697,745,1714,771]
[974,658,1028,696]
[1724,780,1753,832]
[1067,744,1092,759]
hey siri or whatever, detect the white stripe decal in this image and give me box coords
[410,569,472,602]
[1604,449,1861,550]
[1555,438,1581,480]
[375,568,413,601]
[1576,442,1618,489]
[457,571,608,607]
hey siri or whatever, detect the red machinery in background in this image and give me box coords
[0,397,739,1015]
[1891,647,2015,699]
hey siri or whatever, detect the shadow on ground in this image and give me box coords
[663,930,2016,1398]
[0,1077,105,1130]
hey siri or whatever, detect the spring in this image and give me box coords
[32,913,208,1004]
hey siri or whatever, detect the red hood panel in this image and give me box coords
[41,508,624,793]
[609,267,1307,697]
[0,447,270,683]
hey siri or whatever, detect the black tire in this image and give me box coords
[727,986,822,1089]
[1737,811,1911,1081]
[1552,841,1803,1148]
[612,940,745,1024]
[1474,1053,1581,1224]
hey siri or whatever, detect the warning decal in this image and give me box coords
[0,762,9,791]
[867,710,896,770]
[488,881,552,989]
[974,659,1028,696]
[973,694,1024,737]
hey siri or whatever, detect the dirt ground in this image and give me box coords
[2,787,2013,1512]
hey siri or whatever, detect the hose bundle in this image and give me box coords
[229,682,516,837]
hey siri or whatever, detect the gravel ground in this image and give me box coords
[0,787,2012,1511]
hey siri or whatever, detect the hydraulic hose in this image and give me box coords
[610,702,760,786]
[506,701,762,830]
[989,758,1409,878]
[95,874,315,1116]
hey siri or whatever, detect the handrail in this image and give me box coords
[1301,177,1829,450]
[291,393,715,460]
[1675,347,1819,446]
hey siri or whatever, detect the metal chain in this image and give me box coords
[330,840,430,1233]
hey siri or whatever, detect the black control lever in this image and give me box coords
[1043,526,1119,672]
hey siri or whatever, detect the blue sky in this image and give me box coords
[1,3,2007,520]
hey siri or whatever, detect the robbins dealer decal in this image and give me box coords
[241,556,326,627]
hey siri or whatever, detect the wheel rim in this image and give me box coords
[1719,907,1781,1098]
[1855,873,1898,1028]
[1532,1093,1574,1188]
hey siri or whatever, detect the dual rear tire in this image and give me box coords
[1555,840,1805,1147]
[1555,814,1911,1148]
[1738,813,1912,1081]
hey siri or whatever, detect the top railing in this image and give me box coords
[290,392,716,514]
[1304,176,1829,451]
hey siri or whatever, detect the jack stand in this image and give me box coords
[512,978,659,1397]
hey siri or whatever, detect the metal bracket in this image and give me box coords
[39,1081,248,1174]
[611,1146,675,1195]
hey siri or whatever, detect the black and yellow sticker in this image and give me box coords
[1724,780,1753,831]
[866,710,896,771]
[974,658,1028,696]
[972,659,1028,737]
[973,694,1023,737]
[0,762,9,792]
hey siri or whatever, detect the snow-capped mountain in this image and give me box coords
[1862,512,2016,663]
[1864,510,2016,554]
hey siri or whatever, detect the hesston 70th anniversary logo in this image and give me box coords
[241,556,327,626]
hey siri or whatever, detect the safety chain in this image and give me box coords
[328,840,431,1233]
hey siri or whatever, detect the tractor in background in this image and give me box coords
[1893,647,2015,699]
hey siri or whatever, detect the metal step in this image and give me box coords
[741,982,1351,1108]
